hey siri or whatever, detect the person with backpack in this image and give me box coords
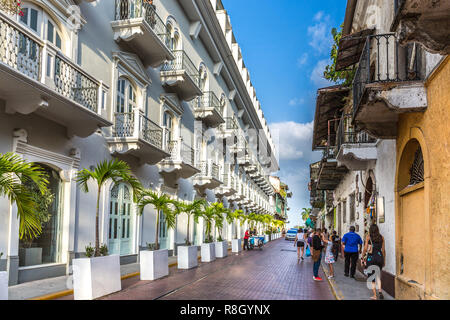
[294,228,306,262]
[361,224,386,300]
[312,229,324,281]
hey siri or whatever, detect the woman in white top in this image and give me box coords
[322,233,335,279]
[294,228,307,262]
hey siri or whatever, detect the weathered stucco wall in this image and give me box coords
[396,56,450,300]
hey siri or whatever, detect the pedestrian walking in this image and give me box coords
[361,224,386,300]
[294,228,306,262]
[341,226,363,278]
[322,233,335,279]
[312,229,324,281]
[331,230,340,261]
[243,229,250,250]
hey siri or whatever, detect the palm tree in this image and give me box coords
[201,202,222,243]
[76,159,142,256]
[176,198,205,246]
[0,152,49,241]
[301,208,312,222]
[262,214,274,233]
[137,190,177,251]
[225,208,242,239]
[211,203,225,241]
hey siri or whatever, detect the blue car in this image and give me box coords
[285,228,298,241]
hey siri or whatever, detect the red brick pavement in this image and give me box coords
[59,239,334,300]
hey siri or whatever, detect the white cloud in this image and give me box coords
[297,53,308,68]
[307,12,332,54]
[288,97,305,106]
[310,59,332,87]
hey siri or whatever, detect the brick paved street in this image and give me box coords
[74,239,334,300]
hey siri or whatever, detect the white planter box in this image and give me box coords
[264,235,269,243]
[0,271,8,300]
[73,255,121,300]
[140,249,168,281]
[177,246,198,269]
[215,241,228,258]
[232,239,242,253]
[201,243,215,262]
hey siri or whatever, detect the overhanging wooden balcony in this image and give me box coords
[317,148,348,190]
[160,50,202,101]
[391,0,450,55]
[352,34,427,139]
[195,91,225,128]
[0,14,111,138]
[107,110,169,164]
[111,0,175,67]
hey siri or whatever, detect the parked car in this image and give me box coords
[285,229,298,241]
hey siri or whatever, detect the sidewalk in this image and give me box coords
[8,254,182,300]
[321,256,393,300]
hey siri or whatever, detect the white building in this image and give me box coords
[0,0,279,285]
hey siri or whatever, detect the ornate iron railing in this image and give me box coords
[0,15,100,112]
[198,160,220,180]
[114,0,170,47]
[54,54,99,112]
[139,113,163,148]
[113,112,134,137]
[181,142,196,166]
[161,50,199,86]
[353,33,423,117]
[336,116,376,152]
[0,16,42,81]
[197,91,223,116]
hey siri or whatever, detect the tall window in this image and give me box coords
[163,111,174,146]
[349,194,355,223]
[47,21,62,49]
[20,7,39,32]
[342,199,347,224]
[116,78,136,113]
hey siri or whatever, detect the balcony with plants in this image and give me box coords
[0,12,111,137]
[107,110,169,165]
[160,50,202,101]
[111,0,174,67]
[194,91,225,128]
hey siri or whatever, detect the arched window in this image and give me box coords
[199,65,207,92]
[166,23,180,51]
[116,77,136,113]
[409,146,424,186]
[163,110,174,146]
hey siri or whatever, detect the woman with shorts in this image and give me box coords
[294,228,306,262]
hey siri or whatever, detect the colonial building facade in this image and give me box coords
[0,0,280,286]
[309,0,449,299]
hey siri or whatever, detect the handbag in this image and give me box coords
[312,249,321,262]
[306,246,311,257]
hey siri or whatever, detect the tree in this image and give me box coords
[301,208,312,222]
[323,23,356,87]
[137,190,177,251]
[180,198,205,246]
[262,214,274,233]
[76,159,142,256]
[201,202,224,243]
[225,209,242,239]
[0,152,49,241]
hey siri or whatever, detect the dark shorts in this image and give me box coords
[297,241,305,247]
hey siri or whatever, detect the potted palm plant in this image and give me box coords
[172,199,201,269]
[138,190,177,279]
[199,202,215,263]
[212,203,228,259]
[74,159,142,300]
[0,152,49,300]
[227,209,243,253]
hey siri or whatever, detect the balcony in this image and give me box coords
[217,117,238,140]
[392,0,450,55]
[193,160,222,195]
[160,50,202,101]
[316,148,348,190]
[352,34,427,139]
[111,0,174,67]
[215,165,237,197]
[158,138,200,187]
[0,14,111,137]
[335,117,377,171]
[195,92,225,128]
[107,110,169,164]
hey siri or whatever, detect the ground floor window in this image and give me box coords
[19,164,63,267]
[109,183,134,256]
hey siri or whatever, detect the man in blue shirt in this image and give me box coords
[341,226,363,278]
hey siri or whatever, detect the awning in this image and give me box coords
[312,86,350,150]
[335,29,374,71]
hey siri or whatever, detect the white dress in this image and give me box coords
[324,241,335,264]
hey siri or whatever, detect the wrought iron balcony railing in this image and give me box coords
[197,91,223,116]
[223,117,238,130]
[0,15,100,112]
[113,111,163,148]
[336,116,376,152]
[165,138,197,167]
[353,34,423,117]
[114,0,170,47]
[198,160,220,180]
[161,50,199,86]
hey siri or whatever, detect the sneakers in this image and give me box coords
[301,257,304,261]
[328,275,334,279]
[313,276,323,281]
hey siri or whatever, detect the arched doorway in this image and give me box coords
[397,139,425,291]
[19,163,63,266]
[109,183,135,256]
[364,175,375,235]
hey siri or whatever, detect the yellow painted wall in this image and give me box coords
[395,57,450,300]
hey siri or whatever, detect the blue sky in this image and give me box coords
[222,0,347,227]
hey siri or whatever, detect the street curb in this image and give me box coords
[321,264,344,300]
